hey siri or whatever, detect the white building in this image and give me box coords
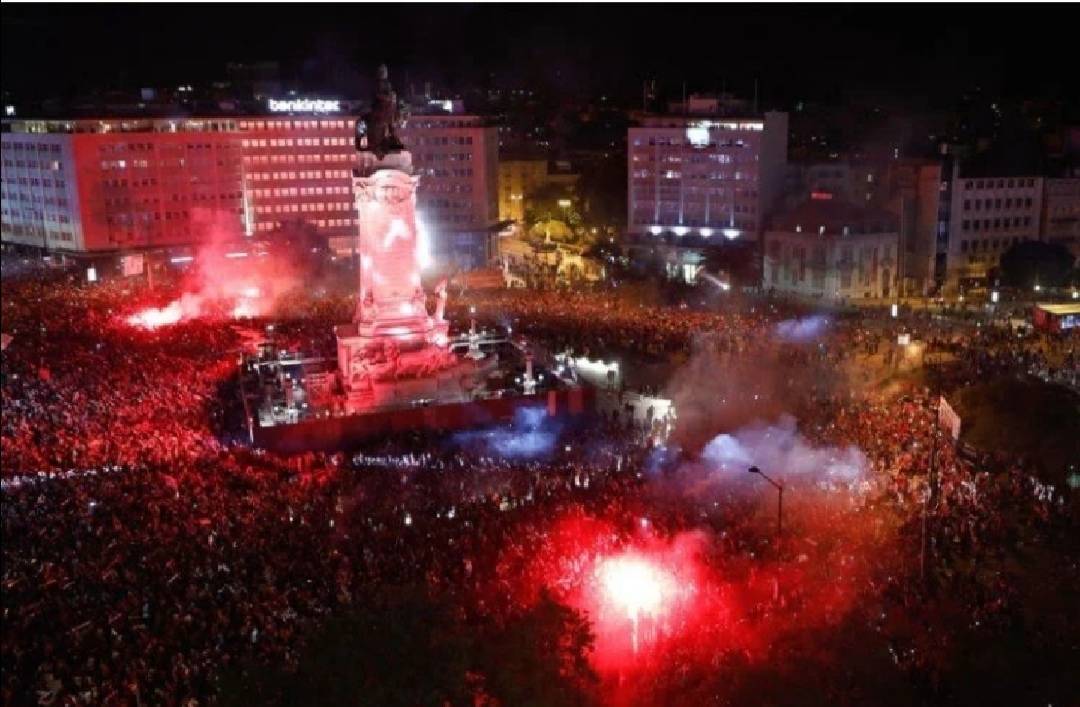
[763,195,900,300]
[627,103,788,242]
[1041,177,1080,259]
[946,171,1044,291]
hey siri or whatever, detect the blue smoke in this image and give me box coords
[451,406,558,459]
[774,314,830,343]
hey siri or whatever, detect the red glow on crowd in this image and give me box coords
[121,229,303,330]
[126,301,185,329]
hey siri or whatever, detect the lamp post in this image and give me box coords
[748,466,783,550]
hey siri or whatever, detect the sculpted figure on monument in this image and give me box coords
[434,279,449,321]
[357,64,406,158]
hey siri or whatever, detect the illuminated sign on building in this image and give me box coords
[267,98,341,113]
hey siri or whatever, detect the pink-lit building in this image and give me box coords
[2,112,500,267]
[400,114,500,268]
[627,103,788,241]
[236,115,359,248]
[2,118,245,253]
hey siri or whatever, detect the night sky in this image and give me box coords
[3,3,1078,108]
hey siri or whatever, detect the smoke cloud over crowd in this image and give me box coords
[700,414,868,483]
[125,217,306,329]
[774,314,831,343]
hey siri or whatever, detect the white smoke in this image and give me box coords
[700,414,868,484]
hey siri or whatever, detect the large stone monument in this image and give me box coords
[335,65,469,413]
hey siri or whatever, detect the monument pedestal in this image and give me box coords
[334,154,467,415]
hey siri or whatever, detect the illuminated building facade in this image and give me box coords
[499,158,548,223]
[498,158,580,227]
[627,108,788,241]
[1,119,244,253]
[2,112,500,267]
[399,115,500,268]
[762,195,900,300]
[235,115,358,250]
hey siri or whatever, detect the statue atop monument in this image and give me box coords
[357,64,406,159]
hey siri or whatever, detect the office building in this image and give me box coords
[1041,177,1080,258]
[2,110,501,269]
[762,194,900,300]
[627,101,788,242]
[946,170,1043,291]
[400,114,500,268]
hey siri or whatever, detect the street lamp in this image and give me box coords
[748,466,783,549]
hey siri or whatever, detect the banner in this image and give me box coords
[937,396,961,441]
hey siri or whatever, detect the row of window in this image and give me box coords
[405,120,483,129]
[963,178,1036,190]
[640,170,754,181]
[103,192,241,206]
[253,218,355,232]
[632,153,749,164]
[246,170,351,181]
[961,216,1032,231]
[250,186,351,198]
[963,197,1033,211]
[253,203,353,215]
[421,197,473,210]
[631,189,759,200]
[107,210,195,224]
[635,138,751,148]
[0,222,75,242]
[241,137,350,148]
[3,209,72,224]
[2,142,63,153]
[97,142,234,153]
[5,160,63,171]
[2,190,69,203]
[406,136,475,146]
[243,154,352,165]
[1,177,67,189]
[238,120,350,131]
[414,152,474,163]
[959,237,1022,253]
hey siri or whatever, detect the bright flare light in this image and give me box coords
[416,216,433,269]
[598,555,671,623]
[596,553,680,654]
[232,300,256,319]
[127,302,183,329]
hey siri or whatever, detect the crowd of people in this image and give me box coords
[2,269,1076,705]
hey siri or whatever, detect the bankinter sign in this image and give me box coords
[267,99,341,113]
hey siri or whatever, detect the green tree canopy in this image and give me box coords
[998,240,1075,289]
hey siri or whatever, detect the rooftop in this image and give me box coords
[770,196,898,235]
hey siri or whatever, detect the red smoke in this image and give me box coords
[124,219,304,329]
[490,500,875,703]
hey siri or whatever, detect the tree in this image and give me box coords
[478,589,598,707]
[998,240,1075,289]
[524,183,584,243]
[219,586,476,707]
